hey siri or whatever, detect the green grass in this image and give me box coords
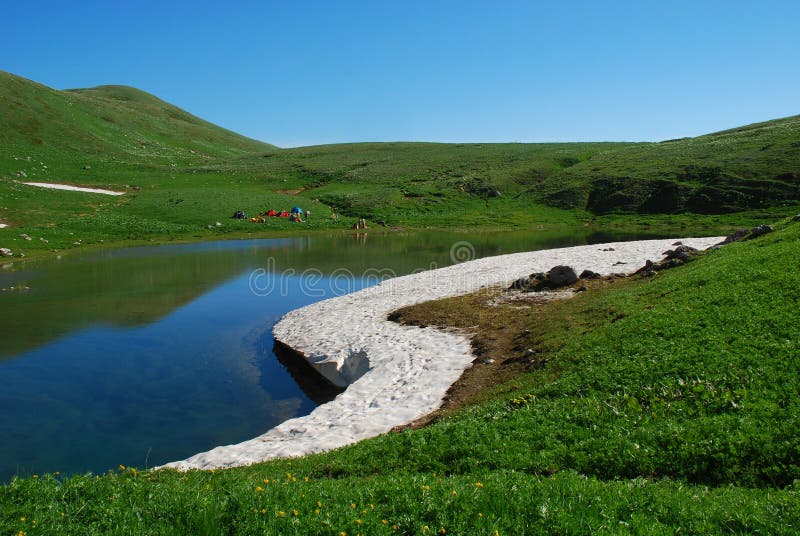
[3,218,799,533]
[2,71,799,262]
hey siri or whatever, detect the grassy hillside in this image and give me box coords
[2,217,799,533]
[538,115,800,214]
[1,71,799,261]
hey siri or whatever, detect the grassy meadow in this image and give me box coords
[2,216,798,534]
[2,71,799,261]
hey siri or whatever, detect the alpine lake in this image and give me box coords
[0,228,670,481]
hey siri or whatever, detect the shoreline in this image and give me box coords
[163,236,722,471]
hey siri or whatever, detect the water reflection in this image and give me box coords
[0,228,675,480]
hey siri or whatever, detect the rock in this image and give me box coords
[601,247,615,252]
[662,244,699,261]
[547,265,578,286]
[579,269,602,279]
[718,224,773,245]
[745,224,773,240]
[719,229,750,244]
[508,276,530,290]
[83,165,92,170]
[16,170,27,178]
[20,234,32,241]
[524,349,537,357]
[672,241,683,246]
[481,358,495,365]
[613,261,627,266]
[0,248,12,257]
[215,222,222,227]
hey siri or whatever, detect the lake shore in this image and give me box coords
[163,236,722,470]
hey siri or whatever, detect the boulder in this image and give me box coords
[746,224,773,240]
[547,265,578,286]
[0,248,12,257]
[579,269,602,280]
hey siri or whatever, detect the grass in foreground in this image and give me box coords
[2,217,799,534]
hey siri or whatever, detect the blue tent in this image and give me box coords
[291,206,304,214]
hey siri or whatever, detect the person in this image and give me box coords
[359,217,368,229]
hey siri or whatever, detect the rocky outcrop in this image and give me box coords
[716,224,773,246]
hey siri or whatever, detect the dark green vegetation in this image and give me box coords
[3,218,799,533]
[2,71,799,260]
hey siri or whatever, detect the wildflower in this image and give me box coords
[474,482,484,488]
[318,501,323,508]
[119,465,126,471]
[53,471,60,476]
[451,490,457,496]
[340,532,347,536]
[356,519,362,524]
[261,509,266,514]
[421,485,430,491]
[478,513,483,518]
[304,476,309,482]
[293,510,299,516]
[315,509,321,515]
[382,520,389,525]
[286,473,292,479]
[351,503,357,509]
[20,517,26,522]
[277,511,285,517]
[440,529,447,535]
[423,526,429,532]
[262,479,269,485]
[256,486,264,492]
[32,475,38,479]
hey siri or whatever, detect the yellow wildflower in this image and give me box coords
[356,519,362,524]
[277,511,285,517]
[20,517,26,522]
[293,510,299,516]
[474,482,484,488]
[382,519,389,525]
[262,479,269,484]
[256,486,264,492]
[351,503,357,509]
[317,501,323,508]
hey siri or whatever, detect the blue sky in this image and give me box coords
[3,1,799,147]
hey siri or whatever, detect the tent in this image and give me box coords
[291,206,304,214]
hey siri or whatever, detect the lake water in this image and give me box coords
[0,229,667,480]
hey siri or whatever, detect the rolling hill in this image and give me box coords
[0,70,798,258]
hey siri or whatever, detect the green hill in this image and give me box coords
[537,115,800,214]
[0,70,272,169]
[1,71,799,259]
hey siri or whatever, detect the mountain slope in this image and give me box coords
[539,115,800,214]
[0,70,273,171]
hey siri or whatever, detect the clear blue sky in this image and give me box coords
[3,1,799,147]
